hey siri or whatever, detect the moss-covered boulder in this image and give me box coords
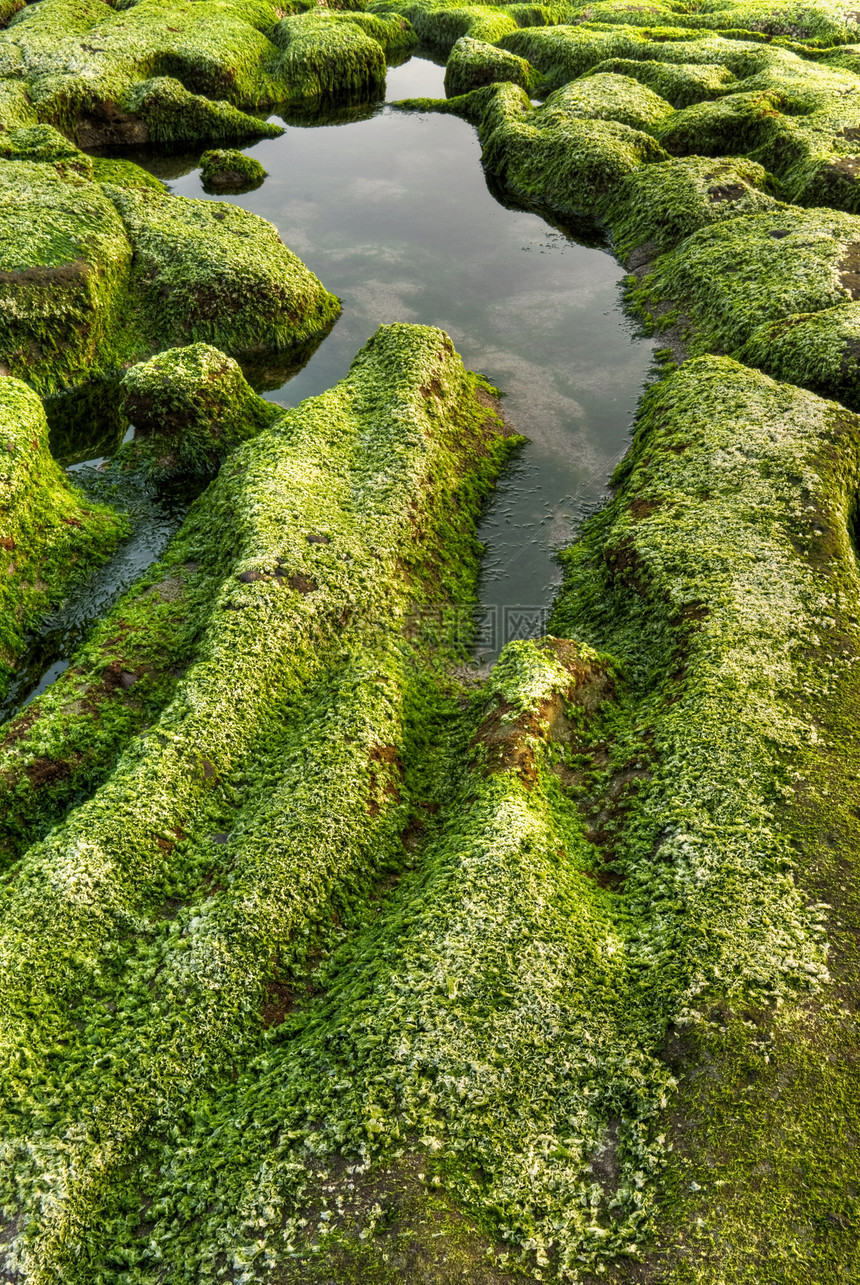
[369,0,521,48]
[0,377,127,700]
[495,25,860,213]
[199,146,268,192]
[738,299,860,410]
[105,182,340,358]
[0,325,523,1281]
[0,0,417,145]
[444,34,541,97]
[0,131,339,397]
[4,349,859,1281]
[411,78,669,222]
[588,53,738,107]
[120,344,281,478]
[607,153,781,261]
[547,356,860,1284]
[630,206,860,399]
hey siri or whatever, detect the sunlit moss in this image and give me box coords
[0,133,338,396]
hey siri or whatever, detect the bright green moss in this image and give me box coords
[0,324,519,1282]
[654,88,787,155]
[498,23,714,89]
[630,206,860,364]
[587,55,738,107]
[121,75,284,148]
[0,138,338,397]
[6,355,856,1283]
[607,154,781,260]
[738,300,860,411]
[272,11,389,99]
[463,79,669,221]
[369,0,520,49]
[0,157,137,395]
[105,183,341,357]
[199,146,268,192]
[548,69,676,130]
[551,356,860,1285]
[0,0,411,147]
[444,33,542,97]
[0,378,127,700]
[563,0,860,41]
[119,343,281,478]
[89,155,166,191]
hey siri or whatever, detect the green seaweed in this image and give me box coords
[119,343,281,478]
[0,135,338,397]
[0,0,414,147]
[369,0,521,49]
[0,378,128,701]
[199,145,268,192]
[552,356,860,1284]
[0,323,520,1281]
[607,154,782,260]
[628,205,860,395]
[444,33,543,96]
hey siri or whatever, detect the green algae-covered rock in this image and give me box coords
[4,348,860,1283]
[444,34,541,97]
[0,325,520,1281]
[631,206,860,377]
[589,53,738,107]
[199,146,268,192]
[739,298,860,411]
[271,9,389,98]
[495,25,860,213]
[369,0,520,48]
[120,344,281,478]
[118,74,284,149]
[607,153,781,260]
[105,183,340,358]
[0,156,135,395]
[475,79,669,220]
[549,355,860,1284]
[0,377,127,699]
[0,0,415,145]
[0,133,339,396]
[549,68,676,130]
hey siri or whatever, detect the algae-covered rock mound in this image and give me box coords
[397,14,860,233]
[2,340,858,1284]
[631,204,860,407]
[0,0,417,145]
[199,146,268,192]
[0,377,127,701]
[0,126,339,397]
[0,324,521,1279]
[444,34,542,96]
[120,343,281,478]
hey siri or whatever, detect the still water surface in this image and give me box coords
[166,56,654,658]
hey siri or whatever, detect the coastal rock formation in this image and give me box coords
[0,127,339,397]
[4,0,860,1279]
[199,146,268,192]
[0,0,418,145]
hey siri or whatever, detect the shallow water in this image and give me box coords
[163,56,654,659]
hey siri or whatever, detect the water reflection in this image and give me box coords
[165,57,653,657]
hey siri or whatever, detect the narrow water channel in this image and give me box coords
[5,54,654,719]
